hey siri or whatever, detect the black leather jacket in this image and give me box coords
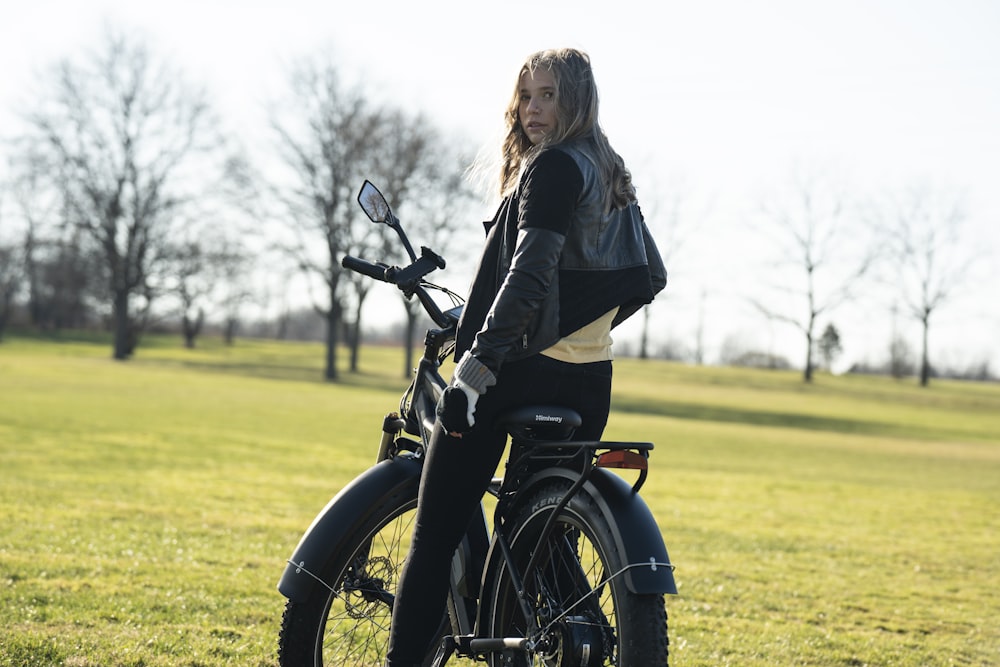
[455,139,667,378]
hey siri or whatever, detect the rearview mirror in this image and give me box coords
[358,181,391,224]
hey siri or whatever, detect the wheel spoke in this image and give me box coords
[319,504,415,665]
[486,484,666,667]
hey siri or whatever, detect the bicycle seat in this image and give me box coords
[496,405,582,442]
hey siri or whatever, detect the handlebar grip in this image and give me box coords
[342,255,391,282]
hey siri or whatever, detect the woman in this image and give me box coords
[385,47,666,667]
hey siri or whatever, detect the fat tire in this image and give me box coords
[484,480,669,666]
[277,482,443,667]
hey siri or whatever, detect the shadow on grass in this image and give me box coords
[613,396,938,441]
[134,356,411,394]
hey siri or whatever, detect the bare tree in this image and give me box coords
[19,27,223,359]
[342,111,477,376]
[0,188,21,340]
[158,193,253,349]
[338,111,422,373]
[751,166,876,381]
[635,197,679,361]
[35,226,101,330]
[6,155,47,327]
[389,157,478,377]
[0,162,88,336]
[0,249,17,340]
[632,177,705,360]
[268,57,385,380]
[162,235,212,348]
[214,236,255,346]
[878,182,975,387]
[818,322,842,371]
[2,152,97,331]
[344,111,429,373]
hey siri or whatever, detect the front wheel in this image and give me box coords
[277,482,443,667]
[484,481,669,666]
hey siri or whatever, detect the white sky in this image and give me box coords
[3,0,999,373]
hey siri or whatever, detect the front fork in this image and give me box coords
[376,412,410,463]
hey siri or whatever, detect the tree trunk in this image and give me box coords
[324,303,340,381]
[25,228,43,327]
[183,327,196,349]
[639,308,651,360]
[182,309,204,349]
[0,285,11,342]
[224,318,237,346]
[920,312,931,387]
[276,310,289,340]
[803,330,815,382]
[404,310,418,379]
[349,297,364,373]
[112,290,131,360]
[348,321,360,372]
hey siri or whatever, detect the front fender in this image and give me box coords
[277,455,423,603]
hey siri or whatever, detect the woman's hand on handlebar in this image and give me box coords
[436,380,479,437]
[437,352,498,437]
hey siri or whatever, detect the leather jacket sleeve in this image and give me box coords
[461,148,583,377]
[469,226,565,375]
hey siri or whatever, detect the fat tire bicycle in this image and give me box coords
[276,181,677,666]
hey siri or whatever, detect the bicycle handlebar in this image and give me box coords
[342,255,391,282]
[342,252,457,329]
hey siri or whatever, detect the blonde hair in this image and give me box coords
[494,48,635,210]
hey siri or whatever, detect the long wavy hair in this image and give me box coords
[494,48,635,210]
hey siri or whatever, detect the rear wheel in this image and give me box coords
[484,481,669,666]
[277,483,445,666]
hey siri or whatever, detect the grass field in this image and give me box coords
[1,333,998,666]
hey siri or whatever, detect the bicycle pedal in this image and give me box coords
[450,634,477,653]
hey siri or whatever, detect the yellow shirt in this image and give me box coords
[540,308,619,364]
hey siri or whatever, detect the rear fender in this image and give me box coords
[488,467,677,595]
[584,467,678,594]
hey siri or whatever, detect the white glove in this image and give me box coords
[436,378,481,435]
[454,379,479,428]
[438,351,496,436]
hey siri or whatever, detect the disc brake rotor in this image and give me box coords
[343,555,394,619]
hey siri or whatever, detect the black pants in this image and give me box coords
[384,354,613,666]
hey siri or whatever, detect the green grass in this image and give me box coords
[1,334,998,666]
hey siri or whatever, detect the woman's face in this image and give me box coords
[518,67,557,145]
